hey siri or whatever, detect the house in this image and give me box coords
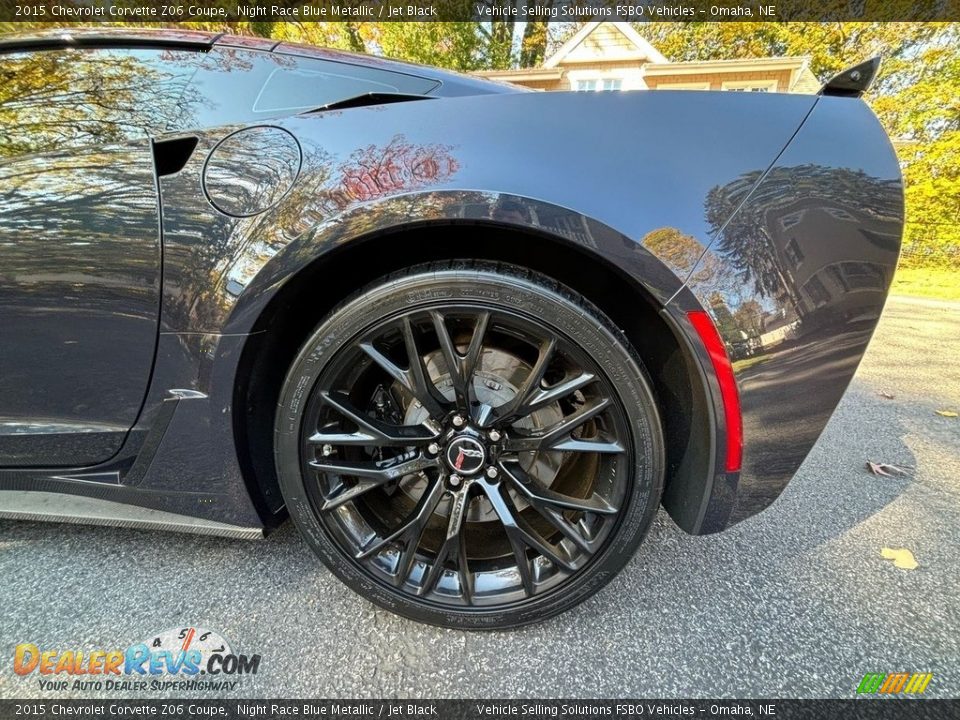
[476,22,821,94]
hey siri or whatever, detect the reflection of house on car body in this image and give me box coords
[699,164,902,359]
[767,197,899,323]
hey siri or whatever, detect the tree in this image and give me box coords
[0,17,564,70]
[367,18,565,70]
[733,300,764,337]
[371,23,487,70]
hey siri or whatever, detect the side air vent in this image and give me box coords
[152,136,199,177]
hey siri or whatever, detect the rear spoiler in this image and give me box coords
[819,57,881,98]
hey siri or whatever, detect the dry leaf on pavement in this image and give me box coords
[865,461,911,477]
[936,409,958,417]
[881,547,919,570]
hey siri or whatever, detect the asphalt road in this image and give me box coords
[1,295,958,700]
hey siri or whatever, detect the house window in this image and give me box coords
[841,261,885,290]
[780,210,805,230]
[826,262,885,293]
[784,238,804,269]
[824,207,856,221]
[721,80,779,92]
[827,265,850,293]
[574,78,622,92]
[803,275,831,306]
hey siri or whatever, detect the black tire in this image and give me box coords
[274,261,664,629]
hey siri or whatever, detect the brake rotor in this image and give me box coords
[398,346,564,523]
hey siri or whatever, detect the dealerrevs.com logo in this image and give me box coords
[13,627,261,692]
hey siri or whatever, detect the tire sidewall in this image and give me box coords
[275,266,664,629]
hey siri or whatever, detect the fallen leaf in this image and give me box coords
[879,391,895,399]
[881,547,919,570]
[865,461,911,477]
[936,409,958,417]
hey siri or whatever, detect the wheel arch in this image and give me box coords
[232,218,715,533]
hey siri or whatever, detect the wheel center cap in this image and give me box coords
[445,436,486,476]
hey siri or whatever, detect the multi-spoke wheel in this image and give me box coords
[275,262,664,628]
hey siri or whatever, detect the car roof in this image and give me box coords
[0,27,519,96]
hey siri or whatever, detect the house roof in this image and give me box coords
[790,66,822,93]
[643,56,811,75]
[644,55,820,93]
[543,21,668,68]
[474,67,564,82]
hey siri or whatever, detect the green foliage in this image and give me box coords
[373,22,487,71]
[0,17,571,71]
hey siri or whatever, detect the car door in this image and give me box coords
[0,46,201,467]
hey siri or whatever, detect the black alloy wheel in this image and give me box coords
[275,262,664,628]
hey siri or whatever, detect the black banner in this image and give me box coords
[0,0,958,23]
[1,700,959,720]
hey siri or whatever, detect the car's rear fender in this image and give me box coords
[672,95,905,527]
[153,89,820,529]
[157,90,817,334]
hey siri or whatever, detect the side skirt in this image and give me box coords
[0,490,263,540]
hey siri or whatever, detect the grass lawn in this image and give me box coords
[890,267,960,301]
[731,354,771,373]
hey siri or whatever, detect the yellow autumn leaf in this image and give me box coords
[936,409,958,417]
[881,547,919,570]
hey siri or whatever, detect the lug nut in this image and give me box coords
[427,442,440,455]
[321,444,334,457]
[488,429,502,442]
[485,466,499,479]
[449,474,461,487]
[452,415,465,428]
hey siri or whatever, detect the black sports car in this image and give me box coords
[0,30,903,628]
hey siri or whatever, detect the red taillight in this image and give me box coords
[687,310,743,473]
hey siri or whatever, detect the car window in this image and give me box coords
[171,48,439,132]
[0,45,441,155]
[254,66,403,112]
[0,47,202,157]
